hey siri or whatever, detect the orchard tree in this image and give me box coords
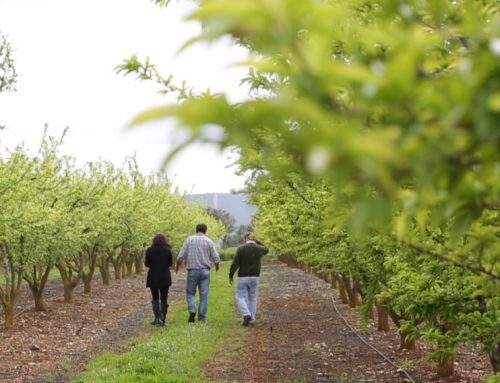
[121,0,499,377]
[0,31,16,93]
[0,146,34,327]
[123,0,499,281]
[0,31,17,130]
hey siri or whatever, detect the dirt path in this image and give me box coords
[204,260,490,383]
[0,261,491,382]
[0,272,186,383]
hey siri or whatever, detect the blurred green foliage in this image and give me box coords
[120,0,499,376]
[218,246,237,261]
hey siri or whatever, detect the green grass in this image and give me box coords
[71,264,243,383]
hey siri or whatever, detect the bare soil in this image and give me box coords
[204,260,491,383]
[0,273,185,383]
[0,261,492,383]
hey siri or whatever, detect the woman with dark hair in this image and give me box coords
[145,233,173,326]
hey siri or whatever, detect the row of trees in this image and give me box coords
[0,30,16,94]
[122,0,498,380]
[0,131,225,328]
[250,177,498,378]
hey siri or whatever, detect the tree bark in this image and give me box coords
[321,272,331,283]
[353,280,364,306]
[488,342,500,373]
[0,244,23,328]
[119,263,125,279]
[1,301,14,328]
[63,284,73,302]
[134,251,144,274]
[24,265,51,312]
[330,272,338,289]
[82,245,98,295]
[342,275,357,308]
[126,257,134,277]
[57,255,83,303]
[97,256,110,286]
[436,355,454,377]
[111,257,121,280]
[376,304,390,331]
[399,330,416,350]
[33,289,46,312]
[388,309,416,350]
[338,276,349,304]
[82,276,92,294]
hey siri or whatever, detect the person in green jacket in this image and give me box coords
[229,232,269,326]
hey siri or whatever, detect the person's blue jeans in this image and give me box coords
[186,268,211,322]
[236,276,259,323]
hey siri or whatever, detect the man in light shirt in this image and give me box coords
[176,223,220,323]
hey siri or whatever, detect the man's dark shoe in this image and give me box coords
[188,311,196,323]
[242,315,251,327]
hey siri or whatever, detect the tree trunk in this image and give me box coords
[101,265,110,285]
[82,245,97,295]
[342,275,357,308]
[338,276,349,304]
[368,303,376,320]
[0,244,24,328]
[436,355,454,377]
[353,280,364,306]
[57,257,83,303]
[322,272,331,283]
[112,259,121,280]
[82,275,92,294]
[120,262,126,279]
[330,272,338,289]
[126,257,134,277]
[25,265,51,312]
[97,256,111,285]
[376,304,390,331]
[63,284,73,302]
[399,330,416,350]
[1,301,15,328]
[33,289,46,312]
[488,342,500,373]
[134,251,144,274]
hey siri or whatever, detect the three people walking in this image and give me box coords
[145,233,173,326]
[229,232,268,326]
[146,227,268,328]
[176,223,220,323]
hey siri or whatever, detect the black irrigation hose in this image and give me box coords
[330,296,416,383]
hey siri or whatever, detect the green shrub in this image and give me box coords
[218,247,237,261]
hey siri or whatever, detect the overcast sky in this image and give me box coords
[0,0,250,194]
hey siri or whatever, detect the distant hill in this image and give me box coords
[187,193,257,226]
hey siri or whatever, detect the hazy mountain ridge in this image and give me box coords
[187,193,257,226]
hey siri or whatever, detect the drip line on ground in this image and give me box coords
[330,296,416,383]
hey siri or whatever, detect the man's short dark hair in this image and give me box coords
[196,223,207,233]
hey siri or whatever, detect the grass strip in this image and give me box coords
[72,265,243,383]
